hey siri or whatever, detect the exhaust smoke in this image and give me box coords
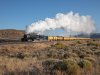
[26,11,95,35]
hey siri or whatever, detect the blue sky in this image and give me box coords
[0,0,100,33]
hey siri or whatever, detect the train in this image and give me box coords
[21,34,90,42]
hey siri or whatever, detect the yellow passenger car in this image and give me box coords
[48,36,90,41]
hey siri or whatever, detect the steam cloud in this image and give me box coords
[26,11,95,35]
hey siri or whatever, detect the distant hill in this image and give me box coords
[0,29,100,39]
[90,33,100,38]
[74,33,100,38]
[0,29,24,39]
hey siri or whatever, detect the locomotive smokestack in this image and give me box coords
[26,11,95,35]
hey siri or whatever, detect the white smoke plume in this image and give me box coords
[26,11,95,35]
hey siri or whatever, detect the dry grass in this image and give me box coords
[0,43,50,53]
[0,56,39,74]
[0,39,100,75]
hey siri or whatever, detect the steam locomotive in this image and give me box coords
[21,33,90,42]
[21,34,48,41]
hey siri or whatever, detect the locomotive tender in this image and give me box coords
[21,33,90,42]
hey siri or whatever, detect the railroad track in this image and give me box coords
[0,40,55,45]
[0,38,98,45]
[0,40,65,45]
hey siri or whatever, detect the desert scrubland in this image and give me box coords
[0,39,100,75]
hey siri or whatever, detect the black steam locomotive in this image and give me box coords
[21,34,48,41]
